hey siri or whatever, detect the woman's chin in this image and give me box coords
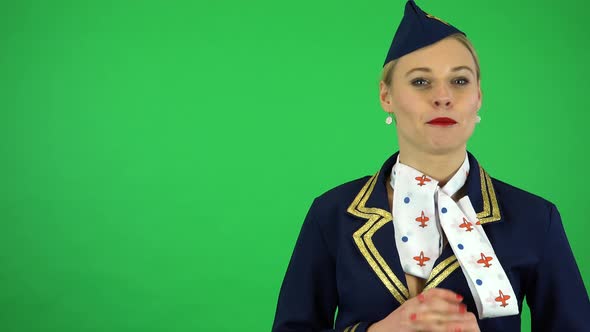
[423,141,468,155]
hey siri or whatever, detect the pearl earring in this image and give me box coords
[385,114,393,125]
[476,114,481,123]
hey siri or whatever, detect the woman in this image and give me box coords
[272,1,589,331]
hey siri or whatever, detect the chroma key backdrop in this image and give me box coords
[1,0,588,331]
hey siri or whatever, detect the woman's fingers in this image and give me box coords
[371,288,479,332]
[407,311,470,329]
[407,311,475,332]
[417,295,467,315]
[447,312,480,332]
[421,288,464,304]
[407,288,466,317]
[402,289,476,331]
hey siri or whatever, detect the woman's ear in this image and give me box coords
[379,80,394,112]
[476,80,483,111]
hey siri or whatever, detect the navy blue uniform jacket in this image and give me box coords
[272,151,590,332]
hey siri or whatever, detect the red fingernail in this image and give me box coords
[456,294,464,301]
[455,328,462,332]
[410,313,417,321]
[417,293,425,302]
[459,304,467,313]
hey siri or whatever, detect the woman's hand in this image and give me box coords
[367,288,480,332]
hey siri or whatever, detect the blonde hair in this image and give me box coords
[381,33,481,88]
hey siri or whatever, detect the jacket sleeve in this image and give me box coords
[526,204,590,331]
[271,198,375,332]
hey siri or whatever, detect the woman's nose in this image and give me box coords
[433,97,452,108]
[432,86,453,109]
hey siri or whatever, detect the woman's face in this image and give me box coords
[380,37,482,156]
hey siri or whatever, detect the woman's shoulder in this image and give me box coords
[313,175,373,207]
[303,175,374,235]
[489,176,557,222]
[302,174,378,221]
[490,176,555,207]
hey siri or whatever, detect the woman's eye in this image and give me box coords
[411,78,429,86]
[454,77,470,85]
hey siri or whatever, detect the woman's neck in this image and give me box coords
[398,148,467,187]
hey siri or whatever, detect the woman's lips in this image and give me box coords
[427,117,457,126]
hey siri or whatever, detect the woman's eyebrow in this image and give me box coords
[452,66,475,75]
[405,66,475,77]
[405,67,431,77]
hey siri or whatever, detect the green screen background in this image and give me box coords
[1,0,588,331]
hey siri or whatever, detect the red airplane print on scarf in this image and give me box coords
[413,251,430,267]
[415,211,430,228]
[495,290,510,307]
[477,253,493,268]
[460,217,474,232]
[415,175,431,186]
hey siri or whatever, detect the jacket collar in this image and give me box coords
[346,151,502,304]
[352,150,502,225]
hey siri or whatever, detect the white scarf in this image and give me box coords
[390,154,519,319]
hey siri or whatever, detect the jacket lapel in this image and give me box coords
[347,151,503,304]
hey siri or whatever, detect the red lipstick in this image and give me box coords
[427,117,457,126]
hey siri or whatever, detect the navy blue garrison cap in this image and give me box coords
[383,0,465,67]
